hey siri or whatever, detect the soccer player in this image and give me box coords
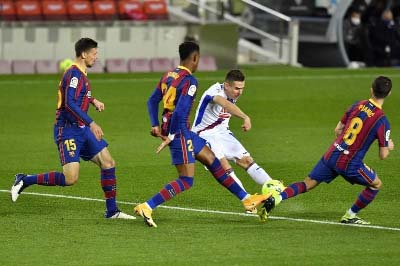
[192,69,273,189]
[259,76,394,225]
[134,41,271,227]
[10,38,134,220]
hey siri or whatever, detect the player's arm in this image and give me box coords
[377,119,394,160]
[147,84,163,137]
[157,81,196,153]
[334,121,345,137]
[91,98,105,112]
[64,77,93,126]
[213,95,251,131]
[379,139,394,159]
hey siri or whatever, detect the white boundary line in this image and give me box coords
[2,73,400,85]
[1,189,399,231]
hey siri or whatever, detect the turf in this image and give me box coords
[0,66,399,265]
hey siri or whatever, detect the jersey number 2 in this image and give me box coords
[187,140,193,152]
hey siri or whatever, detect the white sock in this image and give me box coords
[348,208,356,216]
[246,163,272,185]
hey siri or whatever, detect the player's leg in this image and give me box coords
[10,131,81,202]
[259,157,332,221]
[134,163,195,228]
[196,144,271,213]
[340,164,381,225]
[202,134,245,189]
[196,145,247,199]
[88,139,134,219]
[141,163,195,208]
[221,133,272,185]
[134,133,197,227]
[236,156,272,185]
[220,157,245,189]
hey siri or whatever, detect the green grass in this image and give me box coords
[1,66,400,265]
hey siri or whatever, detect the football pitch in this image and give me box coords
[0,66,399,265]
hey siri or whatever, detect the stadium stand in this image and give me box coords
[67,0,94,20]
[128,58,151,72]
[12,60,35,74]
[197,55,217,71]
[143,0,168,20]
[88,60,105,73]
[2,0,171,21]
[150,57,173,72]
[15,0,42,21]
[41,0,68,20]
[92,0,117,20]
[0,0,16,21]
[118,0,147,20]
[35,59,58,74]
[0,60,12,74]
[105,58,128,73]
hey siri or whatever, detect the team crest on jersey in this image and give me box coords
[70,77,79,88]
[188,85,197,96]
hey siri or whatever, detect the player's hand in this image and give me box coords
[242,116,251,131]
[156,138,172,154]
[388,139,394,150]
[89,121,104,141]
[150,126,162,138]
[93,99,105,112]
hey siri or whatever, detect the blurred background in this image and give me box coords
[1,0,399,74]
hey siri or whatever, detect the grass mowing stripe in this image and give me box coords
[1,189,399,232]
[3,73,400,85]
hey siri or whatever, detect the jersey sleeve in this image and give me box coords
[376,116,391,147]
[169,77,197,135]
[64,71,93,126]
[147,80,163,127]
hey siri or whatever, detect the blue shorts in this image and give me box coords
[54,124,108,165]
[169,130,207,165]
[309,157,377,186]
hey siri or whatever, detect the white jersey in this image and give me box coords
[192,82,236,135]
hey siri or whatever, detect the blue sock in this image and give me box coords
[281,182,307,200]
[147,176,194,209]
[351,187,379,213]
[207,158,247,200]
[101,168,117,214]
[23,172,66,186]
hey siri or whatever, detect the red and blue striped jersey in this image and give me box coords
[55,64,94,127]
[324,98,391,170]
[147,66,198,135]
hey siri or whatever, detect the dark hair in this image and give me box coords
[75,38,98,57]
[179,41,199,61]
[225,69,245,83]
[372,76,392,98]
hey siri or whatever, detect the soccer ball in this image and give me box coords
[59,58,73,73]
[261,180,285,197]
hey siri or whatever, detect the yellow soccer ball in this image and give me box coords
[261,180,285,197]
[59,58,73,73]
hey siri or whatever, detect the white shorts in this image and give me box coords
[200,131,250,161]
